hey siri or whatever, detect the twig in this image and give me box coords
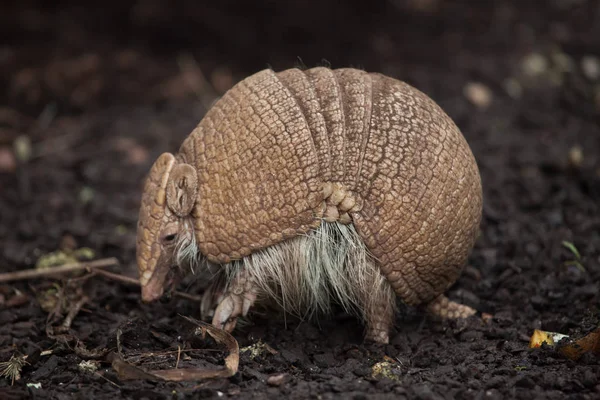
[93,268,203,302]
[93,371,121,388]
[0,258,119,283]
[93,268,139,285]
[171,291,204,303]
[60,295,89,331]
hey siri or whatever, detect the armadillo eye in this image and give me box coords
[162,233,177,243]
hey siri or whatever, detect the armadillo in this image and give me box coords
[136,67,482,343]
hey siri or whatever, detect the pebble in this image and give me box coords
[522,53,548,77]
[483,389,504,400]
[503,78,522,98]
[13,135,32,162]
[568,145,584,168]
[581,56,600,80]
[0,146,16,172]
[266,373,287,386]
[464,82,493,109]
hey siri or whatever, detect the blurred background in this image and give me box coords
[2,0,599,112]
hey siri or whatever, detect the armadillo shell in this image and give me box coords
[178,67,482,306]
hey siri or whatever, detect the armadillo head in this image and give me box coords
[136,152,198,303]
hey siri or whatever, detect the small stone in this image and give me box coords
[568,145,584,168]
[464,82,492,109]
[503,78,522,99]
[371,361,401,381]
[13,135,32,163]
[522,53,548,77]
[266,373,287,386]
[79,186,95,205]
[581,56,600,80]
[552,51,575,73]
[78,360,99,374]
[0,146,16,172]
[484,389,504,400]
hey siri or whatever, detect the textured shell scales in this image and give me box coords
[179,69,323,263]
[352,72,482,304]
[178,67,482,304]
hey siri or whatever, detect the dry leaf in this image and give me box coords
[529,327,600,361]
[110,316,239,382]
[557,328,600,361]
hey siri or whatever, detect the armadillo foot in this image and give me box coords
[363,293,396,344]
[425,294,476,320]
[211,269,258,332]
[365,323,391,344]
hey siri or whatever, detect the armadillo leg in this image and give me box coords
[361,269,397,344]
[364,299,395,344]
[211,267,258,332]
[424,294,476,320]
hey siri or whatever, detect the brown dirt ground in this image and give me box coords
[1,0,599,399]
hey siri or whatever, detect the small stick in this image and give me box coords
[93,268,203,302]
[93,268,139,286]
[60,295,89,331]
[171,291,204,303]
[0,258,119,283]
[176,345,181,369]
[93,371,121,388]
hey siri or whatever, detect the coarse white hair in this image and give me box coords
[176,221,396,328]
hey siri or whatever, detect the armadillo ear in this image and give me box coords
[166,163,198,216]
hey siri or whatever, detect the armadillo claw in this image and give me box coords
[211,289,258,332]
[212,295,239,331]
[242,291,257,316]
